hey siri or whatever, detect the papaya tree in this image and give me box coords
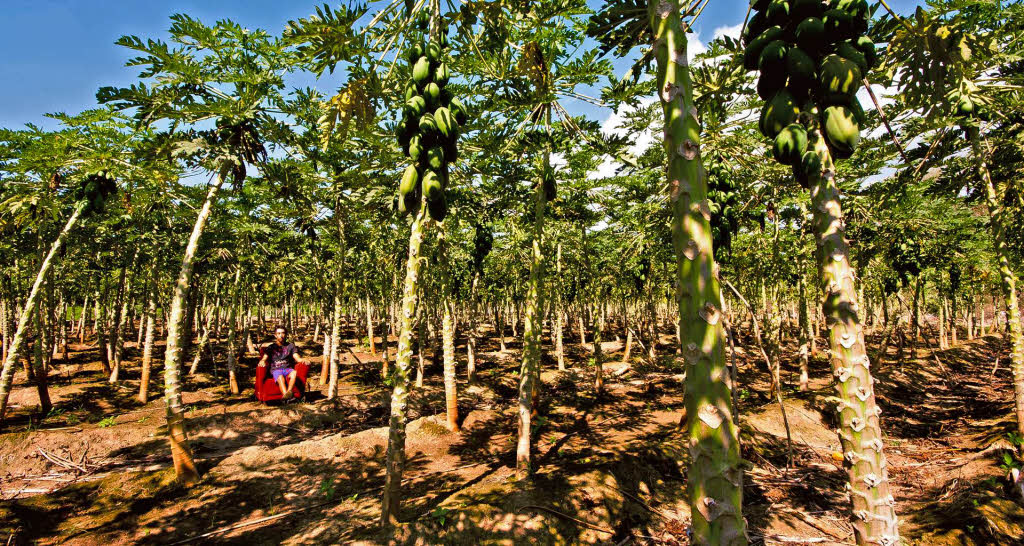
[98,15,293,485]
[881,0,1024,437]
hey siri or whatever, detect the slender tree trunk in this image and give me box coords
[139,269,158,404]
[798,273,811,391]
[969,126,1024,438]
[0,202,86,423]
[163,172,226,486]
[650,4,744,542]
[225,267,242,395]
[366,295,376,355]
[443,296,458,432]
[380,196,431,525]
[467,274,479,383]
[515,150,550,478]
[96,288,110,375]
[77,294,89,345]
[555,244,565,371]
[805,129,899,544]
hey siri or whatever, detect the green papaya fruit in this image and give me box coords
[847,96,867,124]
[418,113,438,137]
[405,95,427,118]
[405,42,424,63]
[795,17,825,53]
[400,164,419,197]
[396,119,410,144]
[790,0,824,20]
[422,170,442,200]
[853,35,877,69]
[427,190,447,222]
[426,146,445,170]
[743,11,770,46]
[759,90,800,137]
[426,42,442,63]
[412,56,431,85]
[785,47,816,88]
[758,40,789,75]
[822,9,854,40]
[404,80,418,102]
[435,107,455,138]
[956,96,974,116]
[744,26,784,70]
[766,0,791,27]
[800,150,822,179]
[819,54,861,103]
[449,97,468,126]
[408,134,424,161]
[836,41,868,74]
[822,105,860,158]
[772,123,809,165]
[751,0,771,13]
[423,82,441,108]
[439,88,452,107]
[758,70,788,100]
[434,63,450,86]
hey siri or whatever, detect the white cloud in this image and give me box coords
[712,23,744,41]
[857,83,898,112]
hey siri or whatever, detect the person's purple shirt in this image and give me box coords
[265,342,297,371]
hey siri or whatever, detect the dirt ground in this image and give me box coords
[1,320,1023,545]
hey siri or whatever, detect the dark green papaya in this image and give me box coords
[772,123,808,165]
[800,150,822,179]
[956,95,974,116]
[795,17,825,53]
[426,146,445,170]
[751,0,772,13]
[743,11,770,46]
[836,41,868,74]
[758,40,788,74]
[405,95,427,118]
[398,165,420,214]
[404,80,418,102]
[405,42,424,63]
[822,9,854,40]
[543,171,556,201]
[791,0,824,20]
[449,97,468,126]
[743,26,784,70]
[822,105,859,158]
[759,90,800,137]
[819,54,861,103]
[426,42,442,63]
[853,35,877,69]
[785,47,816,88]
[434,63,450,86]
[418,113,438,137]
[758,70,787,100]
[766,0,791,27]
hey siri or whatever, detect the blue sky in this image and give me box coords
[0,0,926,130]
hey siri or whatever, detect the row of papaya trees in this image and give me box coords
[1,0,1023,544]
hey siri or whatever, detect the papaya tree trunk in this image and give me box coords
[0,201,86,423]
[380,203,431,526]
[139,269,158,404]
[515,151,549,478]
[163,171,226,486]
[225,266,242,395]
[969,126,1024,438]
[443,296,458,432]
[649,1,745,542]
[798,272,811,392]
[806,129,899,544]
[555,243,565,371]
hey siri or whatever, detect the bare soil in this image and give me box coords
[1,321,1022,545]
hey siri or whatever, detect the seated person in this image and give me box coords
[258,326,305,401]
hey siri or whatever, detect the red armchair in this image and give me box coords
[255,346,309,402]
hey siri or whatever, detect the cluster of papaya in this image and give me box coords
[950,80,989,121]
[743,0,877,170]
[705,154,740,261]
[395,14,468,222]
[74,171,118,214]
